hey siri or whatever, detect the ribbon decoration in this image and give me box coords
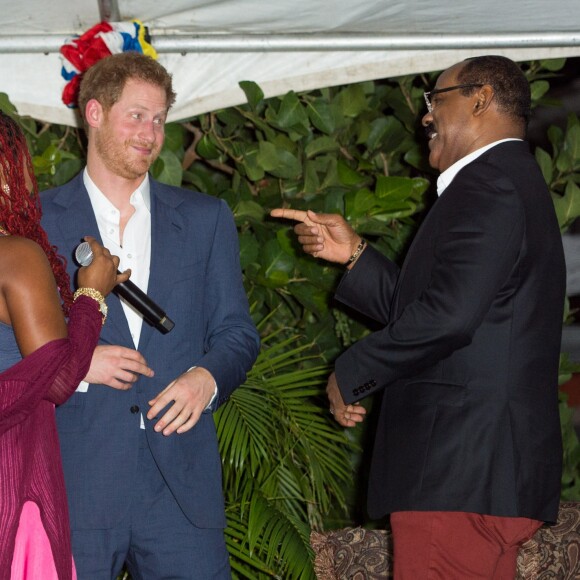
[60,20,157,108]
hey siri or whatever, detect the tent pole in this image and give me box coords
[98,0,121,22]
[0,32,578,54]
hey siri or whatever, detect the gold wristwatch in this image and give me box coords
[73,287,107,324]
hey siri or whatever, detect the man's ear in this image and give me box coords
[473,85,494,116]
[85,99,103,128]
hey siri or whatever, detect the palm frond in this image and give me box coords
[226,491,314,579]
[215,330,355,578]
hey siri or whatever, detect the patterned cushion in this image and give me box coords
[311,527,392,579]
[516,502,580,579]
[311,502,580,579]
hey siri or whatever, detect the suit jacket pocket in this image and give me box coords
[404,380,466,407]
[171,257,203,284]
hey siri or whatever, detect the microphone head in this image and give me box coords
[75,241,94,267]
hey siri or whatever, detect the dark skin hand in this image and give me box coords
[326,372,367,428]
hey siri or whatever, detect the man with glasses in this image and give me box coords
[272,55,565,578]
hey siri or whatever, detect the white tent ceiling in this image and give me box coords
[1,0,579,126]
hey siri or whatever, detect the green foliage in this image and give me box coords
[6,56,580,576]
[216,327,353,578]
[180,75,432,366]
[540,115,580,231]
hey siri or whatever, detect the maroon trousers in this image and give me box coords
[390,511,542,579]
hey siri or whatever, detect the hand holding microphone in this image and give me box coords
[75,240,175,334]
[76,237,129,298]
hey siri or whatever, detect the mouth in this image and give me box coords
[424,123,438,141]
[130,141,154,155]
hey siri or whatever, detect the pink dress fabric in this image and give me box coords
[10,501,76,579]
[0,297,101,580]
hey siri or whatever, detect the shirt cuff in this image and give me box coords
[188,366,218,411]
[76,380,89,393]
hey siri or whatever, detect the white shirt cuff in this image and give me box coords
[189,365,218,410]
[76,380,89,393]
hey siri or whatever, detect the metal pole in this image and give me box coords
[98,0,121,22]
[0,32,578,54]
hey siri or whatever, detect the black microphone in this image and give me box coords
[75,242,175,334]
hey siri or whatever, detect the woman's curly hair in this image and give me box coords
[0,111,73,313]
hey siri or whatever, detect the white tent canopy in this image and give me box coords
[1,0,579,126]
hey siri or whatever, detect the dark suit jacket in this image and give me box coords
[334,141,565,523]
[41,173,260,530]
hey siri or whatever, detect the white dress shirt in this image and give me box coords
[437,138,522,197]
[83,169,152,347]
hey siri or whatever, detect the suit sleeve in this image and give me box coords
[194,200,260,407]
[334,244,400,325]
[335,166,525,404]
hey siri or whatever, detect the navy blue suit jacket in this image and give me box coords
[41,173,260,530]
[334,141,565,523]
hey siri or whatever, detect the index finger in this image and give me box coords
[83,236,112,260]
[270,208,310,223]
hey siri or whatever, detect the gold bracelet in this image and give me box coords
[346,239,367,265]
[73,287,107,325]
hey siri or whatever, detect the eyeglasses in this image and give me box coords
[423,83,484,113]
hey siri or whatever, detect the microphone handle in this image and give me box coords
[74,242,174,334]
[113,277,174,334]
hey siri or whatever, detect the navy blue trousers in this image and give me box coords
[70,432,231,579]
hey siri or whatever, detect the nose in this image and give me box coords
[421,111,433,127]
[138,121,157,143]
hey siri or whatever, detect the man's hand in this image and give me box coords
[85,345,154,390]
[270,208,361,264]
[326,372,367,428]
[147,367,216,436]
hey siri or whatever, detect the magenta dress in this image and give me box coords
[0,297,102,580]
[10,501,73,579]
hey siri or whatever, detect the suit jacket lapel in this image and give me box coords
[137,181,184,352]
[51,174,134,346]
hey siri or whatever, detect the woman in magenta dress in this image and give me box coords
[0,111,128,579]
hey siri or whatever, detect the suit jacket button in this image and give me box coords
[370,379,376,386]
[130,405,140,414]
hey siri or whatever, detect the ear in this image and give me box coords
[473,85,494,116]
[85,99,103,128]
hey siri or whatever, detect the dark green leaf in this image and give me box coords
[530,80,550,101]
[239,232,260,269]
[236,200,266,221]
[535,147,553,184]
[276,91,309,130]
[337,160,364,186]
[375,175,413,201]
[305,136,339,158]
[196,134,221,160]
[306,99,336,134]
[163,123,185,153]
[553,180,580,231]
[239,80,265,110]
[540,58,566,72]
[150,148,183,186]
[335,84,368,118]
